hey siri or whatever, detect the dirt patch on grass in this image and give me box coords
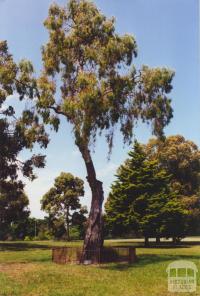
[0,262,39,279]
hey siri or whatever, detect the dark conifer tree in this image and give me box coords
[106,141,187,245]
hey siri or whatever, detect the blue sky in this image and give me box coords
[0,0,199,217]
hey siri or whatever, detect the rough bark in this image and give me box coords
[78,145,104,263]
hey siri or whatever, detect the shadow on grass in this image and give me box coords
[0,242,52,251]
[1,240,200,252]
[110,243,191,250]
[1,256,51,263]
[100,253,200,271]
[109,240,200,249]
[28,256,51,263]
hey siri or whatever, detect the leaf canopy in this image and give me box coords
[37,0,174,153]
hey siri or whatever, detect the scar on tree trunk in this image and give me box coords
[78,145,104,263]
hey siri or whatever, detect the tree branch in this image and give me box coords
[49,106,67,116]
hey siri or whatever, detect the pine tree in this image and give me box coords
[105,141,187,245]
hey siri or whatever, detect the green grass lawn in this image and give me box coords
[0,239,200,296]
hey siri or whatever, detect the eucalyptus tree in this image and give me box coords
[145,135,200,196]
[35,0,174,257]
[41,172,84,241]
[145,135,200,236]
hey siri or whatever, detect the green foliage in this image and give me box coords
[20,217,51,241]
[0,41,48,239]
[48,216,67,240]
[37,230,52,241]
[0,182,30,240]
[71,206,88,239]
[105,141,187,240]
[0,41,48,185]
[146,135,200,195]
[145,135,200,235]
[41,172,85,240]
[24,236,32,241]
[69,225,81,240]
[36,0,174,153]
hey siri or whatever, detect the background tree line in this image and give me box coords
[105,135,200,244]
[1,134,200,244]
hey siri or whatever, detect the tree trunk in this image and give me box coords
[78,145,104,263]
[144,236,149,247]
[172,236,177,244]
[156,236,160,244]
[66,207,70,241]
